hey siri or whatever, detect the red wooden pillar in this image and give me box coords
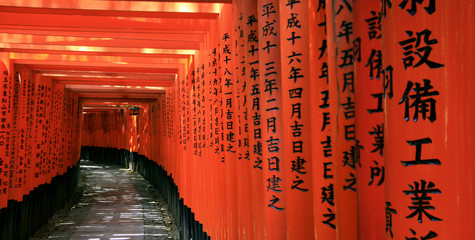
[202,47,213,235]
[16,67,31,200]
[183,60,194,210]
[175,59,186,226]
[116,109,122,152]
[279,0,315,239]
[219,3,237,239]
[0,59,11,209]
[195,61,204,224]
[59,85,66,174]
[211,51,222,239]
[174,76,181,202]
[188,58,195,215]
[151,102,158,164]
[106,111,110,149]
[51,84,64,181]
[49,80,56,182]
[192,58,200,225]
[38,74,47,185]
[309,0,337,238]
[72,92,79,164]
[383,1,475,239]
[25,67,35,195]
[326,0,358,239]
[441,2,475,237]
[232,1,245,235]
[73,93,80,163]
[210,26,227,238]
[353,1,385,239]
[206,28,221,238]
[242,0,262,239]
[257,0,286,239]
[140,105,149,157]
[9,68,21,202]
[236,0,254,238]
[31,73,45,189]
[71,93,76,165]
[44,76,53,184]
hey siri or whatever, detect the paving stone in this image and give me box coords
[31,160,178,240]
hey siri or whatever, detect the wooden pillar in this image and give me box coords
[208,34,223,239]
[238,0,255,238]
[16,67,31,199]
[279,0,315,239]
[353,1,385,239]
[258,0,287,239]
[9,69,21,201]
[219,3,237,239]
[25,67,35,195]
[325,0,357,239]
[0,59,11,209]
[310,0,337,238]
[232,1,249,237]
[383,1,475,239]
[239,0,264,239]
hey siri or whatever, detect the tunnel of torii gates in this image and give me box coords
[0,0,474,239]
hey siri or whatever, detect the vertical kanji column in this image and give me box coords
[183,61,194,210]
[214,44,227,239]
[383,1,475,239]
[220,3,237,239]
[25,68,35,195]
[233,1,249,237]
[310,0,337,238]
[209,40,222,239]
[0,60,11,209]
[200,61,207,227]
[280,0,315,238]
[192,64,201,215]
[54,84,62,175]
[201,42,210,236]
[10,69,20,201]
[258,0,286,239]
[353,1,385,239]
[15,67,30,200]
[48,82,57,183]
[31,73,45,189]
[43,77,53,184]
[243,0,264,239]
[326,0,357,239]
[239,0,255,238]
[203,46,214,235]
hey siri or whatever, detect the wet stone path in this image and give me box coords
[32,160,178,240]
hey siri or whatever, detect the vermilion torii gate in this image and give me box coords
[0,0,474,239]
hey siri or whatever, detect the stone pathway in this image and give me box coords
[32,160,178,240]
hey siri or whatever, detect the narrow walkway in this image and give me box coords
[32,160,178,240]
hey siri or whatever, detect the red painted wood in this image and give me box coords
[279,0,315,239]
[0,58,11,208]
[326,0,358,239]
[383,1,475,239]
[309,0,337,238]
[257,0,287,239]
[353,1,385,239]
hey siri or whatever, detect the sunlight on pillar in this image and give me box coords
[71,46,106,52]
[143,86,165,91]
[9,52,49,60]
[178,3,197,13]
[140,48,196,55]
